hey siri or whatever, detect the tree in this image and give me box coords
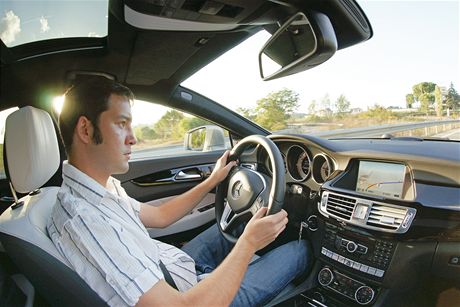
[236,107,256,121]
[445,82,460,112]
[434,85,443,117]
[334,94,350,115]
[307,100,316,115]
[178,116,210,135]
[411,82,436,113]
[320,93,331,112]
[405,94,415,108]
[154,110,184,139]
[253,88,299,131]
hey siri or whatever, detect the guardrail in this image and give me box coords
[302,120,460,138]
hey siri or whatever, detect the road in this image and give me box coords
[130,121,460,160]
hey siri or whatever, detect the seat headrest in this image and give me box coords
[5,106,60,193]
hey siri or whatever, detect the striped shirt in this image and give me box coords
[47,162,197,306]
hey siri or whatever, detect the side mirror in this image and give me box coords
[184,125,227,152]
[259,12,337,81]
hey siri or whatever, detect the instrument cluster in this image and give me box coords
[263,142,334,184]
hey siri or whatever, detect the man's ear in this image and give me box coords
[74,116,94,144]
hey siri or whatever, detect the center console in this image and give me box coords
[309,220,397,306]
[321,222,395,280]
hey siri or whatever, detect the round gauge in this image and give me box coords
[320,160,330,180]
[312,154,334,184]
[297,151,311,178]
[286,145,311,181]
[266,152,287,174]
[355,285,375,305]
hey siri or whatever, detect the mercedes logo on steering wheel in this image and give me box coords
[232,181,244,199]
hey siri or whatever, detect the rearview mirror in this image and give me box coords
[259,12,337,81]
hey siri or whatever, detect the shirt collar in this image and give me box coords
[62,161,111,205]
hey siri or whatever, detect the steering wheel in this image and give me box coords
[215,135,286,243]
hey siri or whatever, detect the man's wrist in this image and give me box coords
[235,234,257,256]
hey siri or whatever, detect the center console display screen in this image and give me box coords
[356,161,406,199]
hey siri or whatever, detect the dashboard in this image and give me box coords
[247,134,460,306]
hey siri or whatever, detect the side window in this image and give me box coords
[0,107,19,180]
[131,100,231,160]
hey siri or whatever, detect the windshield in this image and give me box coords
[183,1,460,141]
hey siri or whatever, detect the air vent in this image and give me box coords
[325,193,356,220]
[319,191,416,233]
[367,204,407,230]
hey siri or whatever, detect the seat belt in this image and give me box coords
[159,260,178,290]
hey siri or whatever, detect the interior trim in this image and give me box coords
[124,5,239,31]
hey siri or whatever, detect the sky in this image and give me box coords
[1,0,459,126]
[183,0,460,114]
[134,0,460,125]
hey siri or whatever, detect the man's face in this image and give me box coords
[89,94,136,175]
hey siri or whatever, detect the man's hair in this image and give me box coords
[58,77,134,153]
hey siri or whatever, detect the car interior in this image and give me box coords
[0,0,459,306]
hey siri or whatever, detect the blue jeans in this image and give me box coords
[182,224,311,306]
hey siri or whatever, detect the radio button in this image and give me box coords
[347,241,358,253]
[344,259,354,267]
[375,269,385,277]
[367,267,377,275]
[332,253,339,261]
[357,244,368,254]
[338,255,345,264]
[359,264,369,272]
[353,262,361,270]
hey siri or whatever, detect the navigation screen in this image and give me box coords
[356,161,406,199]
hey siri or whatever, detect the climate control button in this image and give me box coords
[318,267,334,287]
[355,285,375,305]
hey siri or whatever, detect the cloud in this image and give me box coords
[0,10,21,45]
[88,32,101,37]
[39,16,50,33]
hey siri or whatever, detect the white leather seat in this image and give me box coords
[0,106,105,306]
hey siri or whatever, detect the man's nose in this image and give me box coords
[127,128,137,145]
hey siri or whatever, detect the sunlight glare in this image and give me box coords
[52,95,65,114]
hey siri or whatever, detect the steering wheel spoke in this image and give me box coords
[220,194,267,232]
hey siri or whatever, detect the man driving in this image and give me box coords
[47,78,311,306]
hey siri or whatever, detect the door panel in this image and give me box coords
[145,194,216,238]
[116,151,224,236]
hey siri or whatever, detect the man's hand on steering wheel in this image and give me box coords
[208,150,238,187]
[241,207,288,253]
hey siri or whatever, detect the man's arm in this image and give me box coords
[136,207,288,306]
[139,150,236,228]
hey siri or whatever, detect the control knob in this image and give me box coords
[347,241,358,253]
[318,267,334,287]
[355,285,375,305]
